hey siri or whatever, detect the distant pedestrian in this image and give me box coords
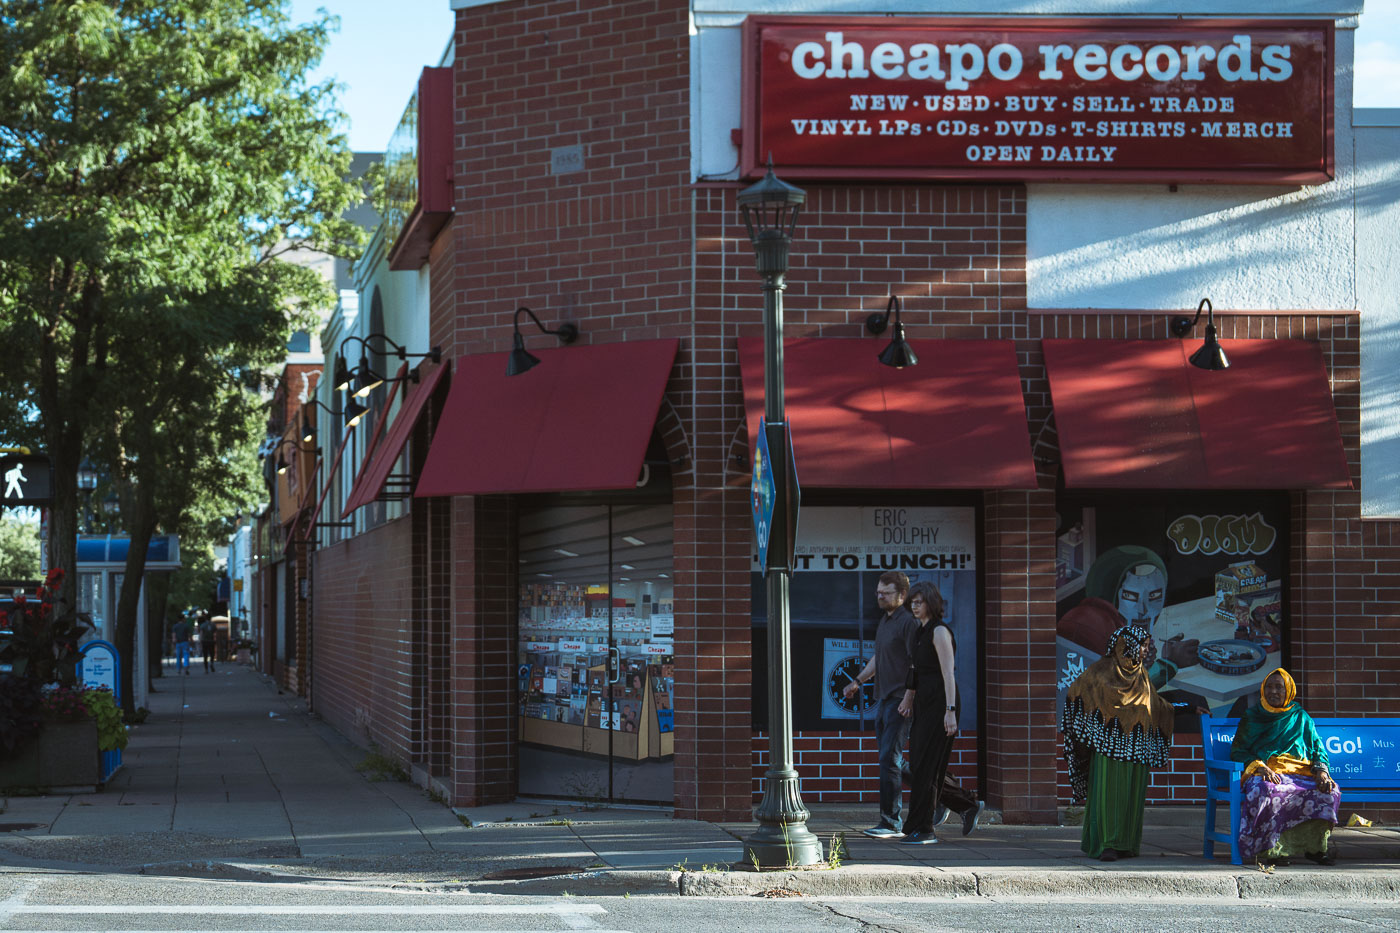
[199,613,217,673]
[171,616,192,675]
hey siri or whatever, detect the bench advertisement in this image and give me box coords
[751,505,979,734]
[1055,490,1289,732]
[743,17,1333,183]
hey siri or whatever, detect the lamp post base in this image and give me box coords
[742,767,825,868]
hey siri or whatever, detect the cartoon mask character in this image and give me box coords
[1115,562,1166,630]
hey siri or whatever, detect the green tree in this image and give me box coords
[0,0,363,697]
[0,514,40,579]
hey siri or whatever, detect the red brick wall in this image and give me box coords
[321,0,1400,824]
[308,517,417,763]
[432,0,697,808]
[693,183,1032,818]
[753,732,979,803]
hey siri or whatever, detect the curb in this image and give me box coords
[463,866,1400,900]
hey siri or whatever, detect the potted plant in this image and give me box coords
[0,568,110,793]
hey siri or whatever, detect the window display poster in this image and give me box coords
[752,506,978,732]
[1055,491,1289,731]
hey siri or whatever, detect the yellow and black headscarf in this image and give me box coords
[1060,625,1174,800]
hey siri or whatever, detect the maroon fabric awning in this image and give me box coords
[1043,339,1351,489]
[415,339,678,497]
[737,337,1036,489]
[342,361,449,515]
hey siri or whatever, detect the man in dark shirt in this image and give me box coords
[171,616,192,675]
[842,570,918,837]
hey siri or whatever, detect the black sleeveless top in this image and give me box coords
[905,620,958,712]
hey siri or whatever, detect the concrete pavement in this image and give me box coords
[2,662,1397,899]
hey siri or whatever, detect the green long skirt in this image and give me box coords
[1081,754,1148,858]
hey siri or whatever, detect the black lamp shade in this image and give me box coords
[301,413,316,444]
[1189,325,1231,370]
[275,455,289,475]
[877,322,919,369]
[353,354,384,397]
[344,396,369,428]
[332,353,353,393]
[506,333,541,376]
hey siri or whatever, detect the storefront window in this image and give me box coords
[752,505,980,733]
[517,500,674,804]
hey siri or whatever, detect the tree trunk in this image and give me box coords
[115,486,158,717]
[145,570,172,685]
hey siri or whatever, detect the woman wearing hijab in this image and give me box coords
[1231,668,1341,865]
[896,581,984,845]
[1060,625,1174,861]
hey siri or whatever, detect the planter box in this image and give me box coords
[0,718,100,794]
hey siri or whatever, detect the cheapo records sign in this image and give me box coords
[743,17,1333,183]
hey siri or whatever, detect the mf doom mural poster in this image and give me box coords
[1055,491,1289,731]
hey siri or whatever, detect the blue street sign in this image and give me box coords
[78,639,121,702]
[752,417,777,568]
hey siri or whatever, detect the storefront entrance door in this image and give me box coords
[517,502,674,804]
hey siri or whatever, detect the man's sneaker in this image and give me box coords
[862,825,903,838]
[962,800,986,837]
[933,805,950,826]
[899,832,939,845]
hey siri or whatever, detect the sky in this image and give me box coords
[294,1,1400,152]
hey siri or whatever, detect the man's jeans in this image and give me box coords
[876,694,912,830]
[176,642,190,669]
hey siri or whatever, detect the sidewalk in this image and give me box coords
[2,664,1397,899]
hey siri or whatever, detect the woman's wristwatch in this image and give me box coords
[945,705,957,711]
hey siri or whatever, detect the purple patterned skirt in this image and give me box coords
[1238,773,1341,861]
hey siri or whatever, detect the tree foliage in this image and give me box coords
[0,0,366,708]
[0,515,40,580]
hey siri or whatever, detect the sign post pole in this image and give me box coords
[740,164,823,869]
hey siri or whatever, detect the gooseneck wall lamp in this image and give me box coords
[263,439,318,476]
[865,295,920,369]
[1170,298,1230,371]
[300,399,336,444]
[343,395,370,430]
[737,157,824,870]
[505,306,580,376]
[333,333,442,398]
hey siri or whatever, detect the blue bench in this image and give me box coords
[1200,714,1400,864]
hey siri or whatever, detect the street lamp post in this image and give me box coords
[739,162,823,868]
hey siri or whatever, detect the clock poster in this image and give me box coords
[752,505,979,733]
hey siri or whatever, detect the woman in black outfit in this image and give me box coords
[897,580,984,844]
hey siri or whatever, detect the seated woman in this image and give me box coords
[1231,668,1341,865]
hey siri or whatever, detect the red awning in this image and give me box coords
[1043,339,1351,489]
[737,337,1036,489]
[414,339,679,497]
[342,361,449,515]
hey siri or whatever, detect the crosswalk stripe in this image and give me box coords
[6,904,607,915]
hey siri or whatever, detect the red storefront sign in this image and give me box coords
[742,17,1333,183]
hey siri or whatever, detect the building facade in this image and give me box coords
[300,0,1400,824]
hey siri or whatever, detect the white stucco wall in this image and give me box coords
[1357,109,1400,518]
